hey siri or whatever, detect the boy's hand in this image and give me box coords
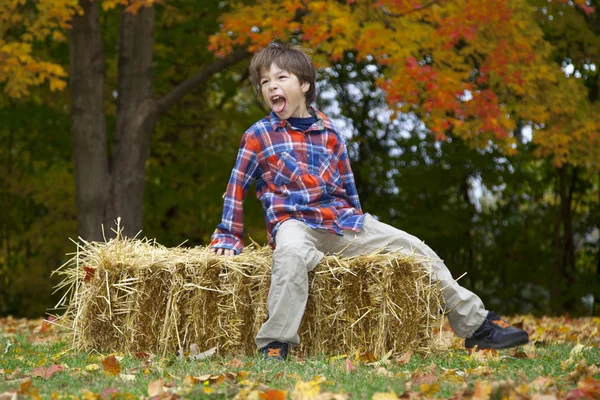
[211,247,235,257]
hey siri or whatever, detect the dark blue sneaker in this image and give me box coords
[260,341,289,361]
[465,311,529,349]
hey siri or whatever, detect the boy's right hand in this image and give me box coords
[211,247,235,257]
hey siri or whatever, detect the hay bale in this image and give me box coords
[52,232,444,358]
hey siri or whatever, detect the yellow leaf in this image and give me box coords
[291,380,321,399]
[371,392,399,400]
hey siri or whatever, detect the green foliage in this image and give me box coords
[0,103,75,317]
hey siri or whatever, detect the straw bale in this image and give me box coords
[53,233,445,358]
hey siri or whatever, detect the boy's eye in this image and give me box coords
[260,80,268,86]
[279,75,288,79]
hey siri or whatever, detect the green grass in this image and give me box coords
[1,331,599,399]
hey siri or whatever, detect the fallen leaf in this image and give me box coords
[45,365,64,380]
[184,375,199,385]
[530,395,558,400]
[510,350,529,359]
[0,391,17,400]
[371,392,399,400]
[291,380,321,399]
[562,389,589,400]
[19,380,40,400]
[470,348,499,363]
[412,373,437,386]
[420,383,440,396]
[101,387,119,400]
[135,352,150,360]
[356,351,377,363]
[530,376,556,391]
[397,351,412,365]
[567,359,592,383]
[229,357,244,368]
[345,358,355,373]
[85,364,100,372]
[374,366,393,377]
[237,371,250,380]
[101,355,121,376]
[263,389,287,400]
[119,374,136,382]
[189,344,217,360]
[578,377,600,398]
[472,381,492,400]
[7,368,21,381]
[148,379,164,397]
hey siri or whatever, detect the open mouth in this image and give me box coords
[271,95,287,114]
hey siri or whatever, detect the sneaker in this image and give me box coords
[465,311,529,350]
[260,341,289,361]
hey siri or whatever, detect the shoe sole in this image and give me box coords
[465,335,529,350]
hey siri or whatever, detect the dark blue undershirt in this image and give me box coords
[288,115,317,132]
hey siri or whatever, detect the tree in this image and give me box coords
[212,0,600,313]
[68,0,253,241]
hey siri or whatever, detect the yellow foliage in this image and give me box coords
[1,0,159,98]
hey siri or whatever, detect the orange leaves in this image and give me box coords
[207,0,600,162]
[101,355,122,376]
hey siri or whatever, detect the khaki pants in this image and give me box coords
[255,214,488,349]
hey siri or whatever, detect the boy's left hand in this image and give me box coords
[211,248,235,257]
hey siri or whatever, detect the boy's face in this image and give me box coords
[260,63,311,120]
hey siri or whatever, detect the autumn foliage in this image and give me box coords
[209,0,600,167]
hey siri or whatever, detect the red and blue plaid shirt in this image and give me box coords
[210,107,365,254]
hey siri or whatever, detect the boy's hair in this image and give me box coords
[249,41,317,106]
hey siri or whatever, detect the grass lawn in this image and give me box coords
[1,315,599,399]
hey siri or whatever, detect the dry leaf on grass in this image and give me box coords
[371,392,399,400]
[345,358,355,373]
[148,379,164,397]
[229,357,244,368]
[396,351,412,365]
[30,364,64,380]
[262,389,287,400]
[101,355,121,376]
[189,344,217,360]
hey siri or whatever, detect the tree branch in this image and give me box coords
[156,48,250,116]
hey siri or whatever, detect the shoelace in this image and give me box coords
[267,348,281,357]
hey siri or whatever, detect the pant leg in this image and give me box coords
[255,219,327,349]
[329,214,487,338]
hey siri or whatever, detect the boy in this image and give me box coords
[210,41,528,361]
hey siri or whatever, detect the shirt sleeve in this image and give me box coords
[210,132,259,254]
[336,141,363,213]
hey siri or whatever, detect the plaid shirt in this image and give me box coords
[210,108,364,254]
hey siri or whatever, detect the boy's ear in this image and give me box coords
[301,82,310,93]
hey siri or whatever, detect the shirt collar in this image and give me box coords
[268,106,336,132]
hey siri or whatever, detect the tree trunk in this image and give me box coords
[551,165,578,313]
[109,5,157,238]
[69,3,250,241]
[551,169,562,313]
[70,0,109,242]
